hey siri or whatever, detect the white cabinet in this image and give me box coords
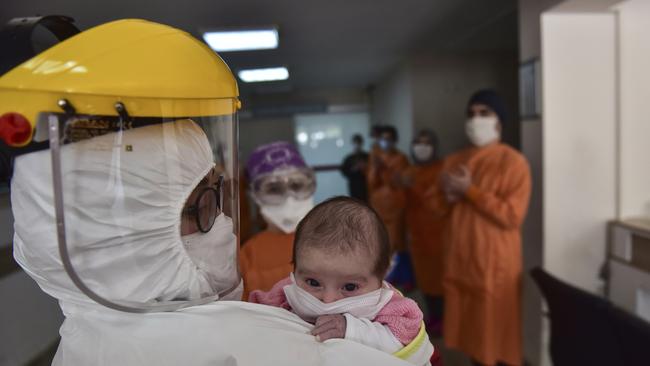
[607,219,650,322]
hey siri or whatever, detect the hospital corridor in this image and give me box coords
[0,0,649,365]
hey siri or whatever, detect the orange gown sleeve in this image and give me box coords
[367,152,409,192]
[422,186,450,218]
[464,157,532,230]
[421,158,451,217]
[367,152,409,252]
[366,151,383,190]
[239,244,252,300]
[393,154,410,186]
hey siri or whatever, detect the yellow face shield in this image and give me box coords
[2,19,244,312]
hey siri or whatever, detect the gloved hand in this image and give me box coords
[311,314,347,341]
[442,165,472,201]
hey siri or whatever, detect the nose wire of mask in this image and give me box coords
[182,213,239,297]
[260,196,314,234]
[283,273,394,323]
[466,116,499,147]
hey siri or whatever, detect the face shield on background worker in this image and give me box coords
[1,19,242,313]
[247,141,316,234]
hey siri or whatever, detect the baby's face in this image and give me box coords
[294,246,382,303]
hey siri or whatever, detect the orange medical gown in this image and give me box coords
[427,143,531,366]
[240,231,295,301]
[403,161,446,296]
[367,149,409,252]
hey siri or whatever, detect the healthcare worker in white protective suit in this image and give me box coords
[0,18,413,366]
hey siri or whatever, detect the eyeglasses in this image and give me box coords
[252,170,316,205]
[182,175,224,233]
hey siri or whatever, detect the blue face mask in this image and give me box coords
[378,139,390,151]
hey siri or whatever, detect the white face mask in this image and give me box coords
[182,213,241,299]
[378,138,391,151]
[412,143,434,162]
[260,196,314,234]
[466,116,499,147]
[283,273,394,323]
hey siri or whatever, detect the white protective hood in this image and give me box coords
[12,120,237,313]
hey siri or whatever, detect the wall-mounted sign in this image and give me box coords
[520,58,542,119]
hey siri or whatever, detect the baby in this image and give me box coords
[249,196,434,365]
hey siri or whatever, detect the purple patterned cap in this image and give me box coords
[246,141,308,182]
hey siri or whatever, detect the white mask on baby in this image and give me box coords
[283,273,394,323]
[260,196,314,234]
[182,213,241,299]
[465,116,499,147]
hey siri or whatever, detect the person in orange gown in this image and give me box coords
[428,90,531,366]
[367,125,409,253]
[399,129,446,335]
[240,141,316,300]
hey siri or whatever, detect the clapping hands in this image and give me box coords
[441,165,472,203]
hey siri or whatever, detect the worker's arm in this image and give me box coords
[366,153,384,190]
[464,157,532,230]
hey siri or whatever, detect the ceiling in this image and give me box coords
[0,0,517,97]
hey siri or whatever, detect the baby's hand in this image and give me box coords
[311,314,347,342]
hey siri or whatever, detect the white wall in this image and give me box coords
[372,53,519,159]
[542,0,650,293]
[518,1,568,362]
[411,52,519,156]
[239,116,296,165]
[616,0,650,219]
[370,63,414,155]
[520,1,650,364]
[542,9,617,293]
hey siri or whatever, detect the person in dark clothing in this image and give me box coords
[341,134,369,202]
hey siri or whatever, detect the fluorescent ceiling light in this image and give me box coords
[203,28,278,52]
[238,67,289,83]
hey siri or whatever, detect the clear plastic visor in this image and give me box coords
[251,167,316,206]
[46,108,240,312]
